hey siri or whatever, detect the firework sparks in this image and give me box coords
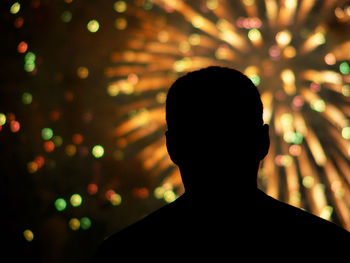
[106,0,350,229]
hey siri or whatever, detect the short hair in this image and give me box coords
[166,66,263,135]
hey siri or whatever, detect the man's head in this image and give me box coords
[165,66,269,193]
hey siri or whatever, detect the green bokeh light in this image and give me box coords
[339,62,350,75]
[41,128,54,140]
[22,92,33,104]
[80,217,92,230]
[54,198,67,211]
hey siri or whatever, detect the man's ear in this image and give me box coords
[256,124,270,161]
[165,130,181,165]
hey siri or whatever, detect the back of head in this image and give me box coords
[166,66,263,132]
[165,66,268,193]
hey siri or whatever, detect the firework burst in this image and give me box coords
[105,0,350,229]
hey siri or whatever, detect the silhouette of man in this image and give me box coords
[93,66,350,261]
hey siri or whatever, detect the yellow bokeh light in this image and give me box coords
[310,99,326,112]
[27,161,38,173]
[77,67,89,79]
[280,113,293,126]
[282,155,293,167]
[283,131,295,143]
[0,113,6,126]
[215,45,229,60]
[314,32,326,45]
[206,0,218,10]
[276,30,292,47]
[110,193,122,206]
[70,194,83,207]
[192,16,204,28]
[244,65,259,77]
[120,80,134,94]
[114,1,127,13]
[92,145,104,158]
[69,218,80,231]
[302,176,315,188]
[10,2,20,14]
[154,186,166,199]
[115,18,127,30]
[156,92,167,104]
[23,229,34,242]
[164,190,176,203]
[342,85,350,97]
[173,58,192,72]
[342,127,350,139]
[300,27,326,54]
[248,28,261,41]
[285,0,297,8]
[243,0,255,6]
[65,144,77,156]
[107,83,120,96]
[87,20,100,33]
[179,41,190,53]
[189,34,200,46]
[283,46,296,58]
[158,31,169,43]
[320,206,333,220]
[280,69,295,84]
[289,191,301,206]
[216,18,229,31]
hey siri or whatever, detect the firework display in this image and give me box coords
[1,0,350,262]
[107,0,350,226]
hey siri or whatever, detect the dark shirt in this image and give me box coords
[93,189,350,261]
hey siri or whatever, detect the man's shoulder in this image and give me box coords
[92,204,173,262]
[97,199,181,250]
[259,190,350,238]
